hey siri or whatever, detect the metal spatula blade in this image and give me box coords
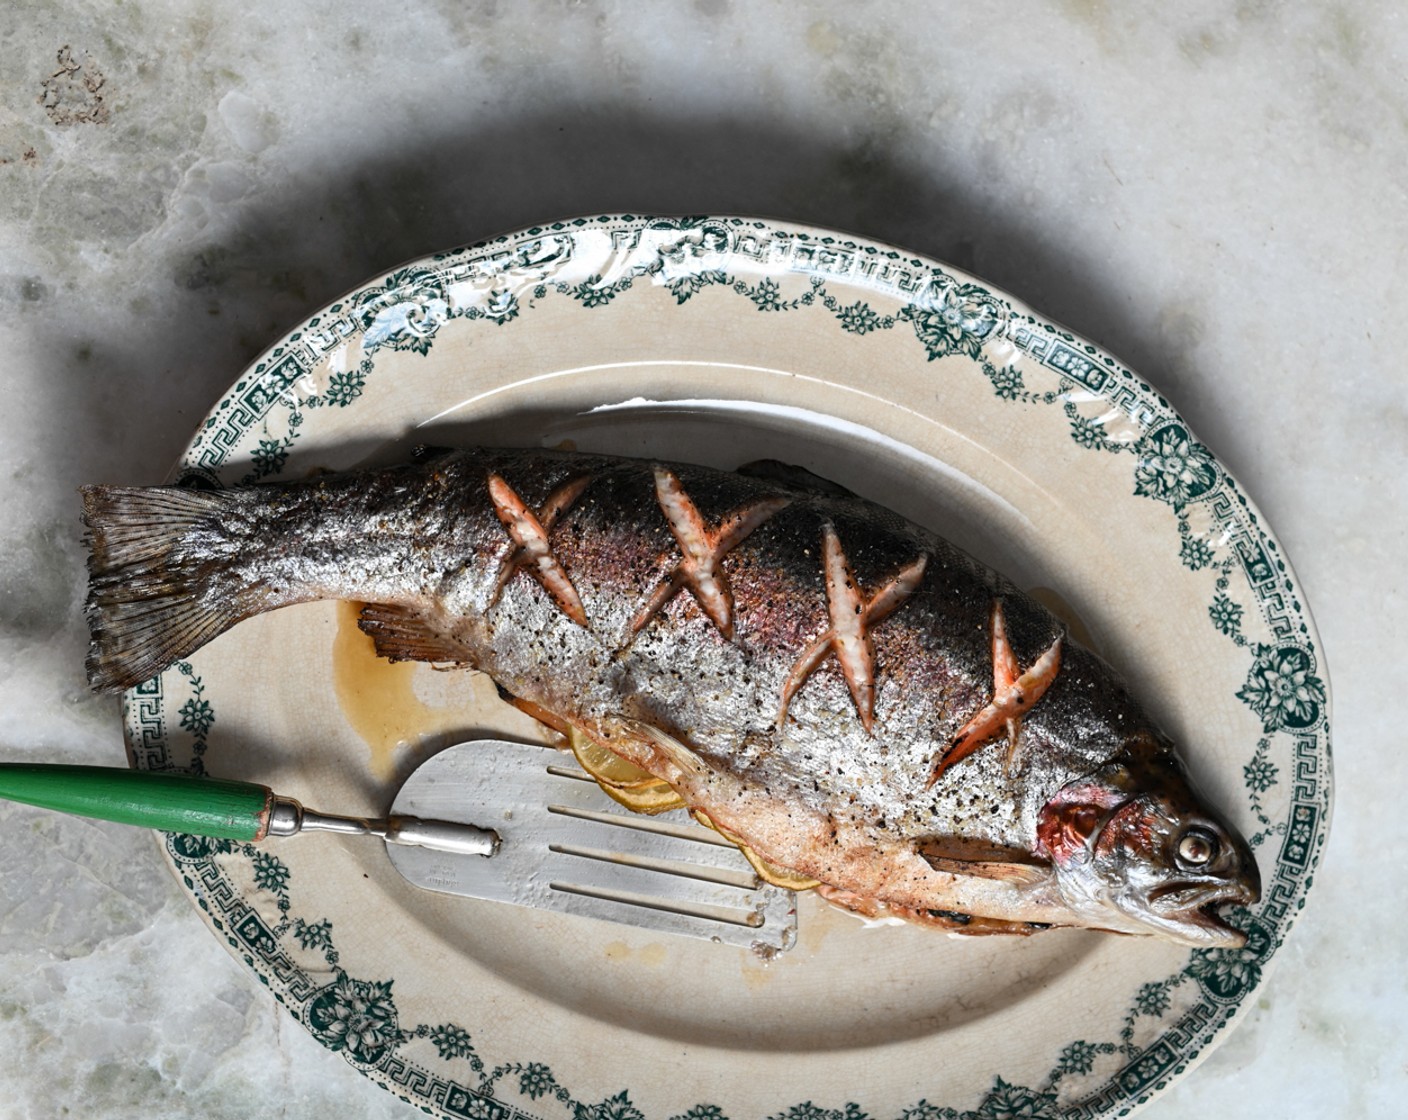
[386,739,798,952]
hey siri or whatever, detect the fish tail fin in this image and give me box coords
[81,485,249,693]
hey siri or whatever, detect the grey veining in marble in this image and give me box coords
[1,2,1402,1117]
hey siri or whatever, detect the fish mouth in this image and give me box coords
[1146,880,1258,948]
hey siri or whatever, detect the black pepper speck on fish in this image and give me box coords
[81,447,1260,947]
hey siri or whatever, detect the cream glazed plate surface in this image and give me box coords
[125,216,1331,1120]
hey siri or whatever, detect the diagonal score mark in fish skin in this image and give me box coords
[630,468,790,640]
[486,473,593,626]
[777,523,928,733]
[927,599,1062,786]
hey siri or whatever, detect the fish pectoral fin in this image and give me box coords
[915,839,1050,887]
[620,720,712,782]
[357,603,476,666]
[920,857,1048,887]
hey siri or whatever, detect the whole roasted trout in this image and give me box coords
[82,447,1259,947]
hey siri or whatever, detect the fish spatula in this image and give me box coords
[0,738,796,952]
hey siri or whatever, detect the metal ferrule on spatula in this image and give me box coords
[264,798,500,858]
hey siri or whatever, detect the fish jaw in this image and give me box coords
[1142,877,1260,948]
[1037,743,1262,949]
[1044,846,1258,949]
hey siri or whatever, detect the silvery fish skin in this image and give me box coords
[82,447,1260,946]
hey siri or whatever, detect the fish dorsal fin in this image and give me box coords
[735,460,859,499]
[410,444,456,463]
[915,837,1050,886]
[357,603,476,667]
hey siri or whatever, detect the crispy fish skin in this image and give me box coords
[82,447,1260,946]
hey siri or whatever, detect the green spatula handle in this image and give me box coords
[0,764,273,841]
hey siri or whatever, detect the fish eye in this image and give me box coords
[1177,828,1219,867]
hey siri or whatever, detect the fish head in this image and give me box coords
[1036,737,1260,948]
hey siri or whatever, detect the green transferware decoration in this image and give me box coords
[120,216,1330,1120]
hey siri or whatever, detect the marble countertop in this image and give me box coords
[0,3,1399,1117]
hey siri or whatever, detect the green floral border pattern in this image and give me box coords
[127,215,1331,1120]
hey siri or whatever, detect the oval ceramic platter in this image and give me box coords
[123,216,1331,1120]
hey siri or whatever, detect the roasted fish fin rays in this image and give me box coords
[82,484,252,692]
[622,720,712,782]
[917,856,1049,887]
[735,459,859,499]
[915,836,1051,886]
[357,603,476,666]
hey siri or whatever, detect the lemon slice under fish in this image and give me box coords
[598,782,688,815]
[568,726,666,787]
[568,726,686,813]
